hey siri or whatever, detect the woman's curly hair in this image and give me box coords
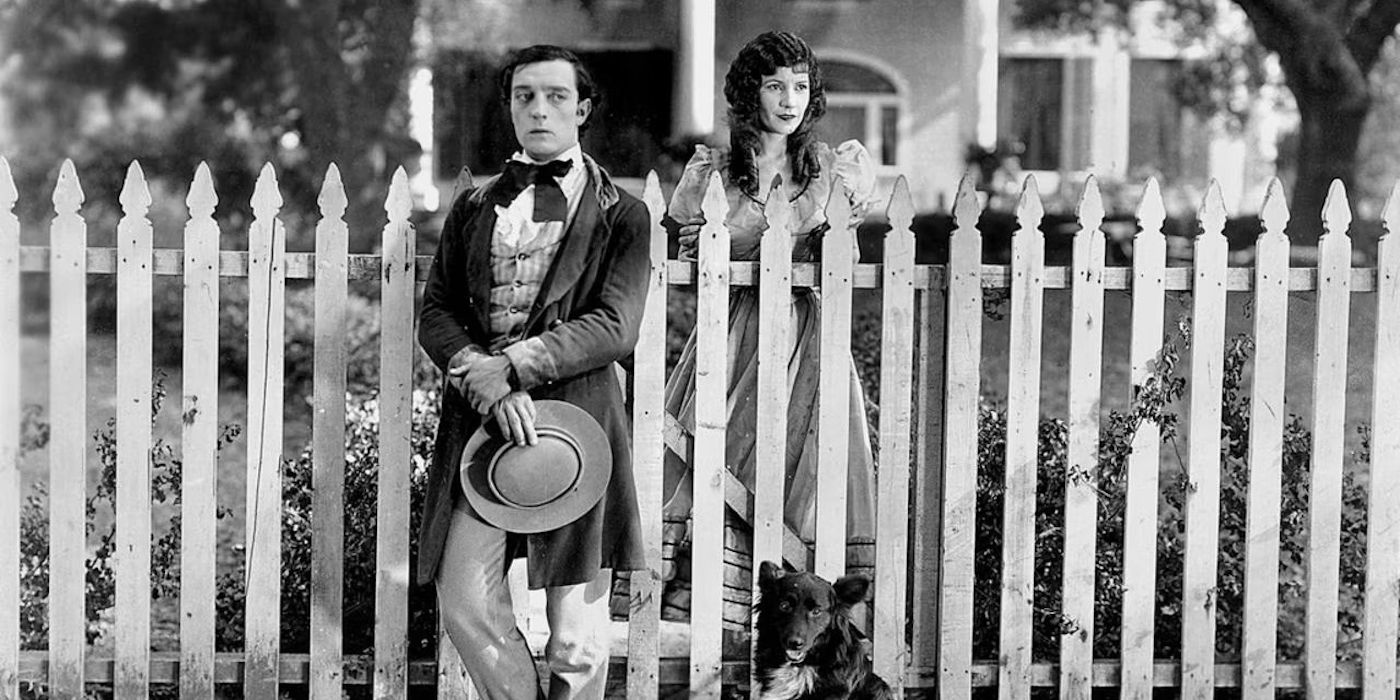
[724,31,827,196]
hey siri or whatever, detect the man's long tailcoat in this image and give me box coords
[417,157,650,588]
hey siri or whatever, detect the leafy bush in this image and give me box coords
[970,319,1371,662]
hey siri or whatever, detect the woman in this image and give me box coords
[658,31,878,620]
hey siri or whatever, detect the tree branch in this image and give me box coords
[1230,0,1314,52]
[1346,0,1400,72]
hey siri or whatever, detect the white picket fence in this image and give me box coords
[2,156,1400,699]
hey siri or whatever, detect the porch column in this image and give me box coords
[962,0,999,148]
[675,0,715,136]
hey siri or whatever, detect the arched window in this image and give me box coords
[816,56,904,168]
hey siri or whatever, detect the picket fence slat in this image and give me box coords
[1241,179,1290,700]
[0,158,19,700]
[1181,182,1229,697]
[436,622,476,699]
[999,176,1045,700]
[180,163,221,700]
[245,164,286,699]
[1305,181,1354,699]
[114,162,154,700]
[940,172,982,697]
[373,168,414,699]
[874,177,916,697]
[815,188,854,579]
[751,175,793,687]
[309,165,349,699]
[690,171,730,700]
[49,159,88,699]
[1120,178,1166,700]
[910,281,946,676]
[626,173,667,700]
[1362,183,1400,700]
[1060,177,1107,700]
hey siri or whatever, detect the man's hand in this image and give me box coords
[491,391,538,447]
[450,354,514,414]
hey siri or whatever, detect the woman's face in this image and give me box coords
[758,65,811,136]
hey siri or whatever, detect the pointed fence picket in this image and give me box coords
[49,159,88,700]
[1120,177,1166,700]
[1060,177,1107,700]
[310,164,349,699]
[815,187,855,580]
[0,158,18,700]
[245,163,286,700]
[115,161,154,700]
[1305,181,1354,700]
[1362,182,1400,700]
[1000,175,1045,700]
[181,162,221,700]
[1241,178,1291,700]
[8,159,1400,700]
[1181,182,1230,697]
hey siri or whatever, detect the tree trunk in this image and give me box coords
[1287,94,1368,245]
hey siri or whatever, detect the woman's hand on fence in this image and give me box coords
[677,223,701,261]
[491,391,538,447]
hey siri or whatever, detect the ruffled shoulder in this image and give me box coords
[668,144,730,224]
[824,139,877,216]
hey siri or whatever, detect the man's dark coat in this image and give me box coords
[417,156,650,588]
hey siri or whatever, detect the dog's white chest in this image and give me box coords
[758,665,819,700]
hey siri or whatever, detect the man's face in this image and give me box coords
[758,65,810,136]
[510,59,590,162]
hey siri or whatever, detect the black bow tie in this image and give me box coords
[492,158,574,222]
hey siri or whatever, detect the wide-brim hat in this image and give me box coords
[459,400,611,534]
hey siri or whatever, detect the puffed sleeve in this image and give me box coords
[832,139,877,221]
[666,144,718,229]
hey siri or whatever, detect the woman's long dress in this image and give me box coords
[657,140,880,623]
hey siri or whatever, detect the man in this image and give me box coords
[417,45,650,699]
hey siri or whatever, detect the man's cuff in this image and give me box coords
[501,337,557,389]
[447,344,486,372]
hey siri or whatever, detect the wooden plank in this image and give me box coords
[1361,182,1400,700]
[1305,180,1353,699]
[1241,179,1290,700]
[874,177,916,698]
[940,173,982,697]
[310,165,349,700]
[690,171,730,700]
[1181,182,1229,698]
[0,158,19,700]
[815,188,854,579]
[1120,178,1166,700]
[752,176,792,599]
[245,163,286,699]
[436,620,478,699]
[375,168,414,699]
[181,163,221,700]
[910,282,945,675]
[626,173,667,700]
[49,159,88,699]
[999,176,1045,700]
[114,161,154,700]
[1060,176,1107,700]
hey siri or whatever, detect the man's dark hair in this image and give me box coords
[497,45,600,132]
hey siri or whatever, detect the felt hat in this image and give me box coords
[459,400,611,534]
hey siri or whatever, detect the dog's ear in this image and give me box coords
[833,574,870,607]
[758,560,786,585]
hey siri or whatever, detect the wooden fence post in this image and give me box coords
[0,157,19,700]
[815,184,854,580]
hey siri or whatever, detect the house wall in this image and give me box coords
[429,0,967,212]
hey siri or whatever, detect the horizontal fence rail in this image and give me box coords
[3,157,1400,700]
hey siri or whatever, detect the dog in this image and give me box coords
[752,560,893,700]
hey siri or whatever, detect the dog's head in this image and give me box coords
[756,560,870,664]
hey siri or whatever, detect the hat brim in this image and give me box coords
[460,400,611,534]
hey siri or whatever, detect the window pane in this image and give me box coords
[818,105,866,148]
[822,61,898,94]
[998,57,1063,170]
[880,105,898,165]
[1128,58,1182,179]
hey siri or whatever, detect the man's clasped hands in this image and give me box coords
[448,349,540,447]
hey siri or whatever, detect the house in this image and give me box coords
[411,0,1281,218]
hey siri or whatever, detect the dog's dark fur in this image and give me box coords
[753,561,893,700]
